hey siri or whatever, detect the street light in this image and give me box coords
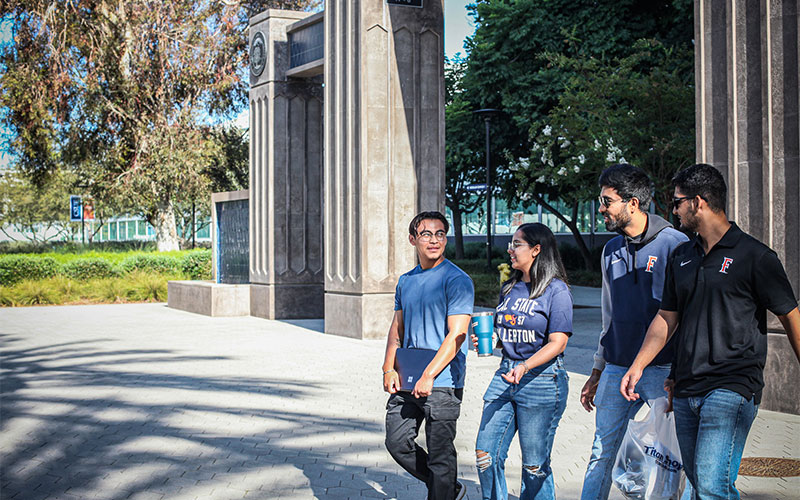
[473,108,501,269]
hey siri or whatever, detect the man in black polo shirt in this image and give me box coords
[620,164,800,499]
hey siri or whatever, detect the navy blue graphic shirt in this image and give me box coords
[494,278,573,361]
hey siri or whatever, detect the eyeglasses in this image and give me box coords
[508,241,530,251]
[416,230,447,242]
[598,195,628,208]
[671,196,694,209]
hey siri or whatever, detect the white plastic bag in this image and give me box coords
[612,397,685,500]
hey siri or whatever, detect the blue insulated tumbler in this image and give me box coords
[472,312,494,357]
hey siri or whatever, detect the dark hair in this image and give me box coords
[671,164,727,213]
[408,211,450,236]
[598,163,653,211]
[501,223,568,300]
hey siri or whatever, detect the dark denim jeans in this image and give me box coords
[475,357,569,500]
[385,388,463,500]
[673,389,758,500]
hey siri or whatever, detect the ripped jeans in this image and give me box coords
[475,357,568,500]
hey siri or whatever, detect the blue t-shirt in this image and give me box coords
[394,259,475,388]
[495,279,573,361]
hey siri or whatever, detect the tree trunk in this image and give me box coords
[568,201,594,271]
[452,208,465,260]
[534,195,595,271]
[153,200,180,252]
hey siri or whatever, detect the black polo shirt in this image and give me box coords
[661,223,797,403]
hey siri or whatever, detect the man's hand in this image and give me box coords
[383,370,400,394]
[412,374,434,398]
[620,366,643,401]
[663,378,675,412]
[580,369,603,412]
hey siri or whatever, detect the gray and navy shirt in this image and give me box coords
[592,213,689,370]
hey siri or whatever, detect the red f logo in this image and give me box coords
[720,257,733,274]
[646,256,658,273]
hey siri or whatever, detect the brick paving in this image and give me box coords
[1,296,797,499]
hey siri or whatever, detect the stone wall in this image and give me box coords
[695,0,799,413]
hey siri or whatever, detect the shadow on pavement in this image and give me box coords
[0,333,412,499]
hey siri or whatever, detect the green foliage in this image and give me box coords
[0,255,60,286]
[557,244,603,272]
[127,271,170,302]
[1,0,314,250]
[61,258,117,280]
[0,169,74,242]
[91,278,134,303]
[0,240,157,254]
[118,254,182,275]
[181,250,212,280]
[11,280,59,305]
[457,0,694,268]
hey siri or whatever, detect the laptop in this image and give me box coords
[395,347,438,392]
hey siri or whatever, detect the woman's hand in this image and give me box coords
[501,363,528,384]
[471,333,498,353]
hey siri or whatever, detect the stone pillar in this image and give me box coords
[324,1,446,339]
[696,0,799,414]
[249,10,324,319]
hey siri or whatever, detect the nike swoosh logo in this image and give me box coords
[611,258,623,265]
[680,260,692,267]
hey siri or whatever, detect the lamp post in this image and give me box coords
[473,108,501,269]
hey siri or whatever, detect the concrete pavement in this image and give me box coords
[1,297,797,499]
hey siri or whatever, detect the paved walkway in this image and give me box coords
[1,297,797,499]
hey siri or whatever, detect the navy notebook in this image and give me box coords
[395,347,438,391]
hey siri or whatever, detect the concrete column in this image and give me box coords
[696,0,799,414]
[324,0,446,339]
[249,10,324,319]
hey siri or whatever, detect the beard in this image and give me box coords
[679,207,700,232]
[604,210,632,232]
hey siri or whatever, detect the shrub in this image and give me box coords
[0,285,16,306]
[118,254,181,275]
[61,258,117,280]
[0,255,61,286]
[181,250,212,280]
[128,272,169,301]
[49,277,89,303]
[90,278,134,303]
[12,280,59,305]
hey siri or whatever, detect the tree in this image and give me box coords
[445,57,485,259]
[509,40,695,269]
[461,0,694,268]
[0,169,73,242]
[0,0,313,251]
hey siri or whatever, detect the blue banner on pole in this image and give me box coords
[465,183,487,192]
[70,195,82,222]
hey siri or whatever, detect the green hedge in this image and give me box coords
[181,250,212,280]
[0,255,61,286]
[118,254,182,275]
[61,258,117,280]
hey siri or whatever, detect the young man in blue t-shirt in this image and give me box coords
[382,211,474,500]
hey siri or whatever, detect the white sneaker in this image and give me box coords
[455,481,466,500]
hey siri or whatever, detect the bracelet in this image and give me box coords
[383,369,396,375]
[520,363,529,374]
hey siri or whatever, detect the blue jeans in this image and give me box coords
[672,389,757,500]
[475,357,568,500]
[581,363,671,500]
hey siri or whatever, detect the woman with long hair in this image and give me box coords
[472,222,573,500]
